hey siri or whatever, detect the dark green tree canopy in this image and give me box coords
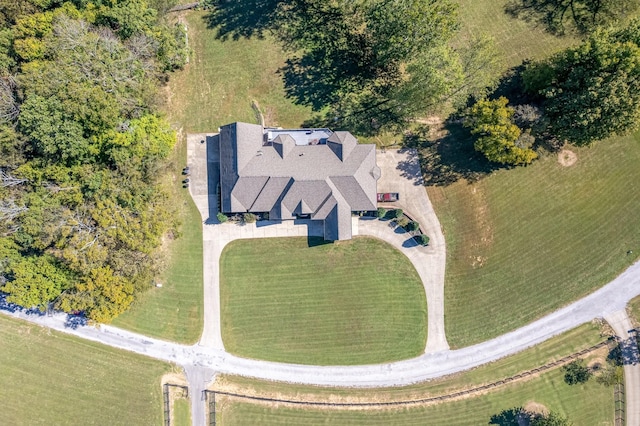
[524,19,640,146]
[207,0,500,135]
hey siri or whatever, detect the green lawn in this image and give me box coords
[164,11,312,132]
[434,134,640,348]
[629,296,640,325]
[0,315,172,425]
[173,398,192,426]
[217,367,613,425]
[455,0,577,69]
[220,236,427,365]
[113,135,204,344]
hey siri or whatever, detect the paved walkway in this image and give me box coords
[605,310,640,426]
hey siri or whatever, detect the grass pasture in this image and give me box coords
[424,0,640,348]
[217,368,613,425]
[0,315,172,425]
[220,236,427,365]
[434,133,640,348]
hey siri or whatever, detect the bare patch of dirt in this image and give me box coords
[415,116,447,140]
[263,106,278,128]
[468,185,493,269]
[524,401,549,417]
[162,372,189,387]
[558,149,577,167]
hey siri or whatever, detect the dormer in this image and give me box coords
[272,134,295,158]
[326,131,357,161]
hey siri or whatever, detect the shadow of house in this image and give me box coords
[206,134,221,224]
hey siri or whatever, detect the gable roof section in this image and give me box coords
[327,131,357,161]
[231,176,269,211]
[251,176,292,212]
[329,175,374,211]
[281,180,332,218]
[273,134,295,159]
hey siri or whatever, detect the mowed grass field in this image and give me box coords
[629,296,640,324]
[430,0,640,348]
[220,237,427,365]
[217,367,613,425]
[164,11,312,132]
[455,0,577,68]
[435,131,640,348]
[0,315,172,425]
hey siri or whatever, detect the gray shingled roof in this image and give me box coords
[219,122,379,240]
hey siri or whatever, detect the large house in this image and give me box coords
[219,122,380,240]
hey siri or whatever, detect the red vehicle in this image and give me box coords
[377,192,399,202]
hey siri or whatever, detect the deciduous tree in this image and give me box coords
[523,20,640,146]
[465,97,537,165]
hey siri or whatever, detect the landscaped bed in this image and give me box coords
[220,236,427,365]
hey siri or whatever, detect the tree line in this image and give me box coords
[0,0,187,322]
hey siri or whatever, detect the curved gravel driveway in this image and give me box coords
[3,258,639,388]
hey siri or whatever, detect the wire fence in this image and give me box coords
[207,340,610,409]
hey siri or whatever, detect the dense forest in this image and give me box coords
[0,0,187,322]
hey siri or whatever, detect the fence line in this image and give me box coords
[614,383,625,426]
[205,390,217,426]
[163,383,189,426]
[209,340,610,409]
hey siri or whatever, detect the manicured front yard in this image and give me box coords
[220,236,427,365]
[0,315,172,425]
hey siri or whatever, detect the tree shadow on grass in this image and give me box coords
[608,338,640,366]
[402,122,502,187]
[202,0,281,40]
[489,406,529,425]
